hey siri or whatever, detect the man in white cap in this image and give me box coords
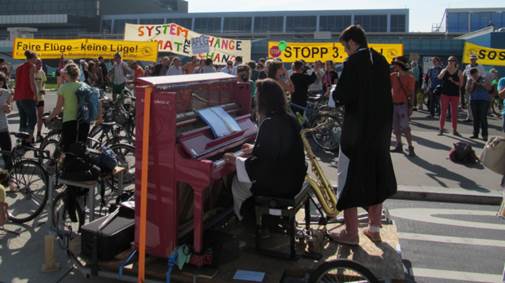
[463,54,486,122]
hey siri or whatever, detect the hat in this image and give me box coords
[392,56,410,71]
[470,54,477,60]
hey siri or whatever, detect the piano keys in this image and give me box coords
[135,73,257,265]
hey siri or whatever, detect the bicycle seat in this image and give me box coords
[101,121,116,127]
[11,132,31,140]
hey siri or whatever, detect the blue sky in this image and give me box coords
[187,0,505,32]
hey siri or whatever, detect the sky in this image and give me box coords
[187,0,505,32]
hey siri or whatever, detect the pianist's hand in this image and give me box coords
[241,143,254,156]
[224,153,236,166]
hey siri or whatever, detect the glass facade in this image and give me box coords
[354,15,388,32]
[447,11,505,33]
[223,17,252,33]
[140,18,164,24]
[166,18,192,28]
[390,15,406,32]
[113,19,138,34]
[286,16,317,32]
[194,17,221,33]
[0,0,96,17]
[319,15,352,32]
[253,16,283,33]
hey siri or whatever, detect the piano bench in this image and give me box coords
[254,182,311,260]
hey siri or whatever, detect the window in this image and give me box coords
[166,18,192,28]
[390,15,406,32]
[286,16,317,32]
[101,20,112,33]
[223,17,252,33]
[194,17,221,33]
[471,12,494,31]
[139,18,164,24]
[253,16,283,33]
[354,15,387,32]
[446,12,469,33]
[113,19,138,34]
[319,15,352,32]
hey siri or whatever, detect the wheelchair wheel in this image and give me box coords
[309,260,379,283]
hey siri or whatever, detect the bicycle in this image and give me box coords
[4,132,51,224]
[50,142,135,242]
[291,100,344,153]
[309,260,379,283]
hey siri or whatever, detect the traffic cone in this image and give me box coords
[41,234,60,272]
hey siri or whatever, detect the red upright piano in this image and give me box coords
[134,73,257,265]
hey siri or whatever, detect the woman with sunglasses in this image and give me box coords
[437,56,464,136]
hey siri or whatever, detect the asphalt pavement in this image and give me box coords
[386,199,505,283]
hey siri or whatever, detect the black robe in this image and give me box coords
[332,48,397,210]
[245,113,307,198]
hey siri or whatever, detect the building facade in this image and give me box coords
[101,9,409,36]
[446,8,505,33]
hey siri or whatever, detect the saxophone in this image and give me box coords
[301,122,339,218]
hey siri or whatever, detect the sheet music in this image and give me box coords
[196,106,242,138]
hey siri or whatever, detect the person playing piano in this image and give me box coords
[224,78,307,220]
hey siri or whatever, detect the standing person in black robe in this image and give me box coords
[290,60,317,116]
[224,78,307,220]
[331,25,397,245]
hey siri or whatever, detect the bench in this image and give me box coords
[254,182,311,259]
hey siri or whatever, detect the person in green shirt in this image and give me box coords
[47,63,90,151]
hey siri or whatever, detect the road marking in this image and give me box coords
[412,267,502,282]
[400,232,505,248]
[389,208,505,230]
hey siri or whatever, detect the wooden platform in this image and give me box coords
[70,209,404,282]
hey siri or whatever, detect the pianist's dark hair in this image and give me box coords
[255,78,287,117]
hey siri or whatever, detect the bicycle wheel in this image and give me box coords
[309,260,379,283]
[6,159,49,223]
[311,114,341,152]
[51,190,85,242]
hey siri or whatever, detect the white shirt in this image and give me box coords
[166,66,183,76]
[464,64,486,80]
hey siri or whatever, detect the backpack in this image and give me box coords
[75,82,99,123]
[449,142,479,165]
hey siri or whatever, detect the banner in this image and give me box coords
[268,41,403,63]
[12,38,158,62]
[124,23,251,64]
[463,42,505,66]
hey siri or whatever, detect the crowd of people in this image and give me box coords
[421,54,505,141]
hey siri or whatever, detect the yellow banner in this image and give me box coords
[463,42,505,66]
[267,41,403,63]
[124,23,251,64]
[12,38,159,62]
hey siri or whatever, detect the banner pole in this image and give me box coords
[138,86,152,283]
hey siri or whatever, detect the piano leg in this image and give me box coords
[189,188,213,267]
[193,189,204,254]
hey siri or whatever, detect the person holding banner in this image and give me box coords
[14,50,38,143]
